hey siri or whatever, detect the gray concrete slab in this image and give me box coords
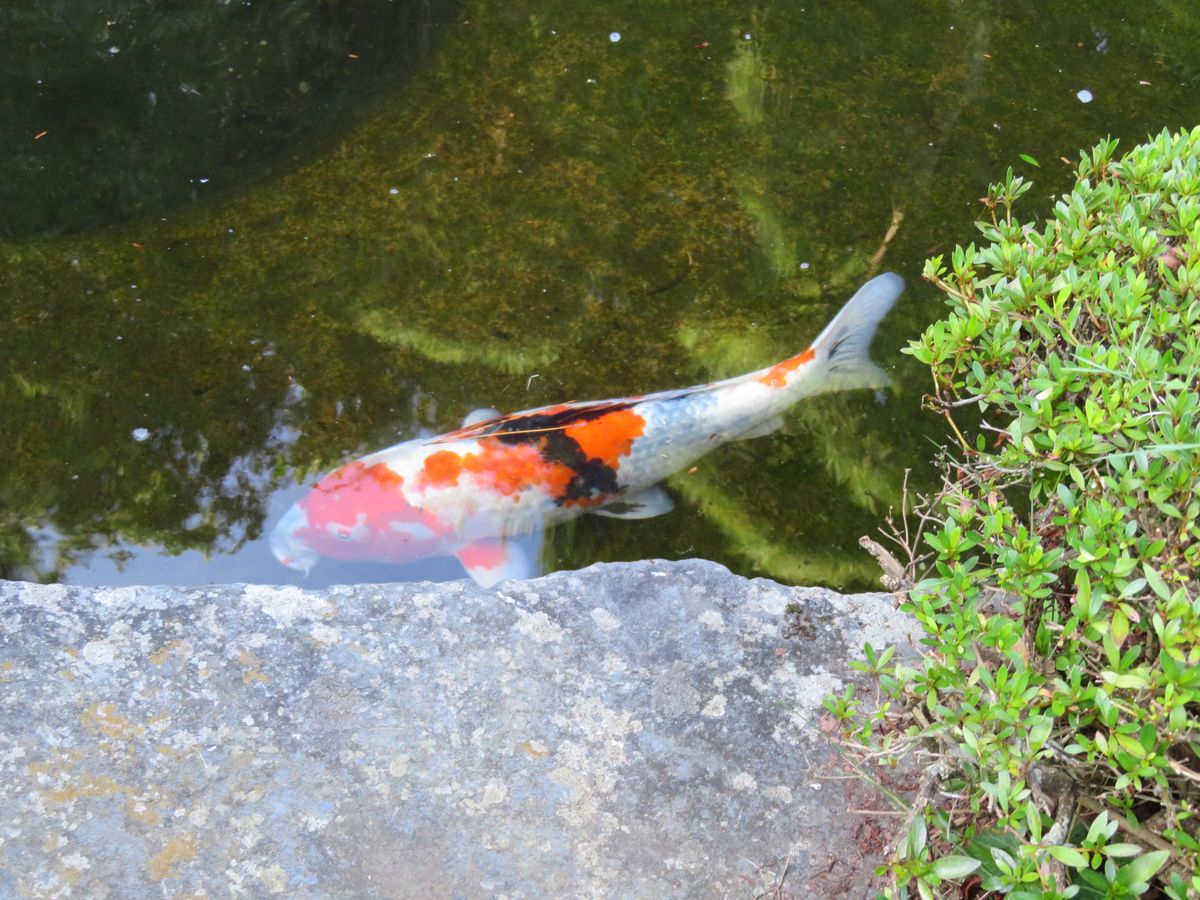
[0,560,917,898]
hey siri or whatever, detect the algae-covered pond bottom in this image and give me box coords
[3,1,1198,588]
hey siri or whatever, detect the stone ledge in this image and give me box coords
[0,559,917,898]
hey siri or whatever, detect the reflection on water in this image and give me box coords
[64,484,466,588]
[1,0,456,238]
[2,2,1198,588]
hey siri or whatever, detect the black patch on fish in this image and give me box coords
[485,403,631,506]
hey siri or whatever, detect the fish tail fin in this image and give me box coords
[807,272,903,394]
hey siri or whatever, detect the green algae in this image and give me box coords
[2,1,1199,585]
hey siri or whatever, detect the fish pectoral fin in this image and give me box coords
[456,534,541,588]
[462,407,502,427]
[592,485,675,520]
[733,415,784,441]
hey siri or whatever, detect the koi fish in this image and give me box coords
[270,272,903,586]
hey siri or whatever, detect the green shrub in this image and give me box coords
[853,128,1200,898]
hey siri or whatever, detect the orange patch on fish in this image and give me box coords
[564,409,645,468]
[364,462,404,487]
[419,439,575,497]
[465,440,574,496]
[757,347,815,389]
[422,450,464,487]
[318,461,404,493]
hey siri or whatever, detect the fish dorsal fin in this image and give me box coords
[591,485,674,520]
[456,533,541,587]
[733,415,784,441]
[462,407,502,428]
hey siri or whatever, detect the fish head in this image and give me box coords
[269,460,450,571]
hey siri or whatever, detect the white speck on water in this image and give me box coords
[131,427,150,442]
[586,77,597,84]
[800,261,810,270]
[1076,88,1094,103]
[389,187,399,195]
[197,177,209,184]
[609,31,621,43]
[108,46,119,54]
[744,33,752,40]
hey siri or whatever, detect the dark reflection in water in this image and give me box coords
[2,0,457,238]
[2,2,1198,588]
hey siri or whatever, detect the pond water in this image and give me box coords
[3,1,1198,589]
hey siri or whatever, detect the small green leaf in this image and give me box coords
[1046,845,1088,868]
[1143,562,1171,600]
[906,813,928,858]
[930,855,982,879]
[1124,849,1170,883]
[1019,153,1041,168]
[1102,842,1143,858]
[1075,569,1092,615]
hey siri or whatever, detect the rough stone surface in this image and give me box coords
[0,560,918,898]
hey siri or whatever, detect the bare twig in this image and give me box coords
[889,761,950,861]
[869,206,906,273]
[859,535,913,592]
[1030,763,1079,892]
[933,393,987,410]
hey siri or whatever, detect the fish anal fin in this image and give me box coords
[592,485,674,520]
[456,535,540,587]
[734,415,784,441]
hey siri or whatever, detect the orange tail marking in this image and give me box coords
[757,347,815,389]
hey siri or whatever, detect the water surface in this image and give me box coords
[3,2,1198,587]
